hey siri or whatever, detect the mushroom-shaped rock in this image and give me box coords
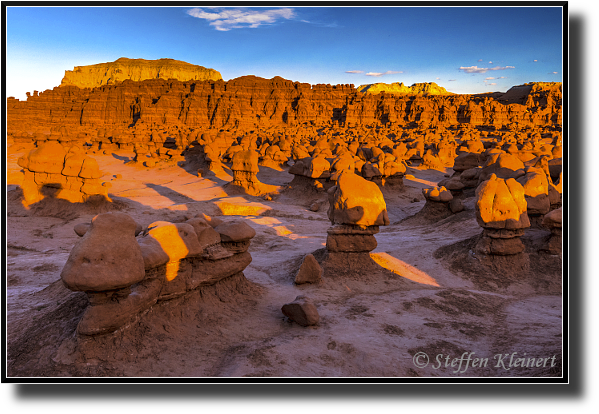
[327,171,390,226]
[214,220,256,242]
[516,167,550,215]
[423,186,453,202]
[475,174,530,230]
[479,153,526,182]
[24,140,67,174]
[231,149,260,174]
[307,155,331,179]
[61,212,145,292]
[542,207,562,230]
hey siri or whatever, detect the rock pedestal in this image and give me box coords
[321,171,389,275]
[541,207,562,255]
[474,174,530,256]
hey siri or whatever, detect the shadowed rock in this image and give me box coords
[282,296,320,326]
[294,254,324,284]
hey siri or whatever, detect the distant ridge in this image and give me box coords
[356,82,454,95]
[60,57,222,89]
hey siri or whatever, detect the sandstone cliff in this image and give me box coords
[357,82,454,96]
[7,77,561,135]
[60,58,222,89]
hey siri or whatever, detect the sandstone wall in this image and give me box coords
[7,77,561,135]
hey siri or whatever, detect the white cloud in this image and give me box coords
[489,61,493,64]
[534,59,538,62]
[485,77,495,80]
[550,71,558,74]
[478,59,483,62]
[186,7,295,31]
[365,70,402,77]
[488,83,497,86]
[346,70,364,74]
[459,65,515,74]
[436,77,440,80]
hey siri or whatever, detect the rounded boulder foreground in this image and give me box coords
[61,212,145,292]
[282,296,320,327]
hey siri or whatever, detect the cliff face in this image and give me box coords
[7,77,561,136]
[357,82,454,96]
[60,58,222,89]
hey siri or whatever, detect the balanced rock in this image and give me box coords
[474,174,530,256]
[541,207,562,255]
[327,171,389,227]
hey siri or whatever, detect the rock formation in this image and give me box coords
[281,296,320,327]
[60,212,256,336]
[294,254,324,284]
[474,174,530,256]
[320,171,389,275]
[357,81,454,96]
[228,149,263,195]
[8,74,561,134]
[541,207,562,255]
[17,140,110,206]
[61,58,222,89]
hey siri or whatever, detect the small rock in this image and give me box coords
[294,254,323,284]
[449,198,465,213]
[114,174,122,179]
[309,201,321,212]
[282,296,319,327]
[214,220,256,242]
[74,222,91,237]
[411,197,419,203]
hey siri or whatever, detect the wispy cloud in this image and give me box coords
[488,83,497,86]
[365,70,403,77]
[478,59,483,62]
[533,59,538,62]
[485,77,495,80]
[186,7,295,31]
[448,79,456,82]
[346,70,364,74]
[549,71,558,74]
[459,65,515,74]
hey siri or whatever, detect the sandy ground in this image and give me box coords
[5,147,562,378]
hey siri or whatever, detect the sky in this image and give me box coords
[6,4,564,100]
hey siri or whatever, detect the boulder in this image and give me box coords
[327,171,389,227]
[294,254,323,284]
[61,212,145,292]
[282,296,320,327]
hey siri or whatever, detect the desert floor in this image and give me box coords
[6,146,562,378]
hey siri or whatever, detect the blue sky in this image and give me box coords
[6,5,564,100]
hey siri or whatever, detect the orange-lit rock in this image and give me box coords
[327,171,389,227]
[475,174,530,230]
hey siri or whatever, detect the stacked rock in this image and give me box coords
[474,174,530,256]
[361,152,406,187]
[61,212,256,336]
[288,155,332,192]
[17,140,109,206]
[325,171,389,266]
[229,149,263,195]
[421,185,464,216]
[541,207,562,255]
